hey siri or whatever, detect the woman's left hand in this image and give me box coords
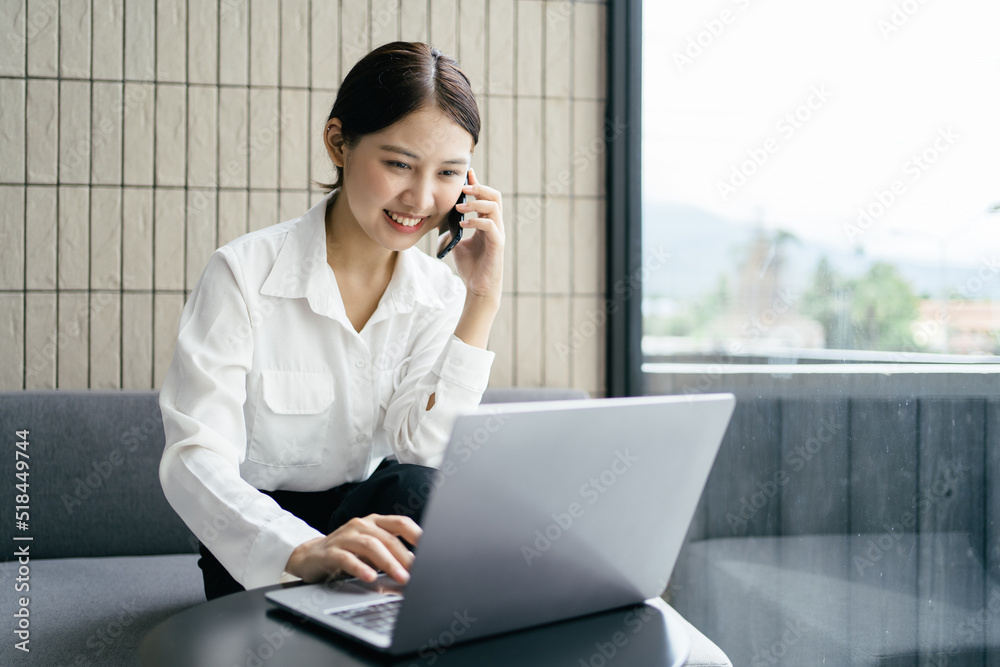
[449,168,504,305]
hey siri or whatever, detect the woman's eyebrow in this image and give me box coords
[379,144,469,166]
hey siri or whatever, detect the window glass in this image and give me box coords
[642,2,1000,664]
[642,0,1000,365]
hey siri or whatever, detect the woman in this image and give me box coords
[158,42,504,600]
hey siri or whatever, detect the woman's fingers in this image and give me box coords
[336,533,409,583]
[373,514,423,548]
[457,198,501,221]
[462,168,502,216]
[328,514,422,584]
[323,548,379,583]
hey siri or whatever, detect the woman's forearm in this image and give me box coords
[453,293,500,350]
[426,294,499,411]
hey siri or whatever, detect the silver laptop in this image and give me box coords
[265,392,735,655]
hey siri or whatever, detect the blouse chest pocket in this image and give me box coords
[248,370,335,467]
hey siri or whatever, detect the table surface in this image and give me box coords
[139,583,689,666]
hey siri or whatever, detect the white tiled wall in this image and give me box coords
[0,0,608,397]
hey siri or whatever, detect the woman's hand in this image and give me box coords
[285,514,422,584]
[449,168,504,305]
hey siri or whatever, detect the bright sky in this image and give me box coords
[642,0,1000,268]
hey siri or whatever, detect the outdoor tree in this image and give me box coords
[803,258,921,351]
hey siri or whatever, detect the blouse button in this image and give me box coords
[355,358,365,368]
[355,433,366,443]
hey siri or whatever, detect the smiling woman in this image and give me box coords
[157,41,505,601]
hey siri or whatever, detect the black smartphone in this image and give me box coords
[437,173,468,259]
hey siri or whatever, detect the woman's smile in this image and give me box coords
[383,208,429,234]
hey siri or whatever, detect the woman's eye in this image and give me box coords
[440,170,459,177]
[386,161,410,170]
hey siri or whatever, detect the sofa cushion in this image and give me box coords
[0,554,203,665]
[671,532,1000,665]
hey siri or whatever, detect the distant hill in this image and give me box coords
[641,202,1000,302]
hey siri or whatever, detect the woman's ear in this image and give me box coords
[325,118,347,168]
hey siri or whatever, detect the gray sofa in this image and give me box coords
[668,395,1000,665]
[0,388,731,666]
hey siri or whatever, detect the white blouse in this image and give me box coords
[158,189,495,589]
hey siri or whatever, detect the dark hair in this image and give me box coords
[317,41,480,192]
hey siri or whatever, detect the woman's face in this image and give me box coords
[331,107,474,252]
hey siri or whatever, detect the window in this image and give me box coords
[642,1,1000,374]
[626,1,1000,663]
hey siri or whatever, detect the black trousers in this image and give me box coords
[198,460,440,600]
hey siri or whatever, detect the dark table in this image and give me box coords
[139,583,689,666]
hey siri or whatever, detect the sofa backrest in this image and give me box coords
[688,396,998,550]
[0,390,198,559]
[0,387,591,560]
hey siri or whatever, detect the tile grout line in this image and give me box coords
[568,0,576,392]
[511,0,518,388]
[244,0,251,238]
[54,0,61,389]
[21,0,28,389]
[540,0,547,388]
[119,0,127,389]
[277,0,283,222]
[150,0,158,390]
[306,0,314,202]
[183,0,189,302]
[88,0,94,389]
[214,1,221,253]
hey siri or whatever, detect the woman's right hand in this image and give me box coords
[284,514,422,584]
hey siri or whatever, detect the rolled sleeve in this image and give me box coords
[434,334,496,393]
[382,310,495,467]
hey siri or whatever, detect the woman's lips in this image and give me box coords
[383,209,427,234]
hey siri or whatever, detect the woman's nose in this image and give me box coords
[402,177,435,212]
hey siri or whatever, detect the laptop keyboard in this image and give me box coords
[328,598,402,637]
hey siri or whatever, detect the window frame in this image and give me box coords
[605,0,644,398]
[610,1,1000,399]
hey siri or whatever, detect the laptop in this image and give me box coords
[265,392,735,655]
